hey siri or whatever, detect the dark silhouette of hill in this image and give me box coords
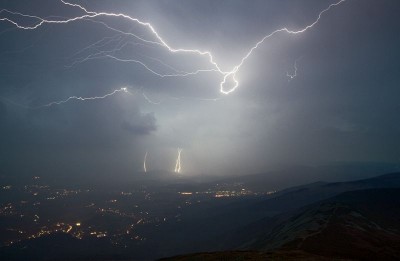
[163,188,400,260]
[158,250,337,261]
[216,173,400,248]
[253,172,400,213]
[250,188,400,260]
[209,172,400,249]
[153,172,400,258]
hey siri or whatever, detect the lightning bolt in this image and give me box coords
[142,92,161,105]
[143,151,148,173]
[40,87,130,108]
[0,0,348,95]
[0,87,132,109]
[174,148,183,174]
[287,57,303,81]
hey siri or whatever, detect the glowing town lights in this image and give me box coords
[66,225,73,233]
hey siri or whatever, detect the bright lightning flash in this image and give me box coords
[174,148,183,174]
[143,151,148,173]
[0,0,348,96]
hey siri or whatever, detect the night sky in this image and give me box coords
[1,0,399,180]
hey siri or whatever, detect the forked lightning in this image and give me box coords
[0,0,348,99]
[174,148,183,173]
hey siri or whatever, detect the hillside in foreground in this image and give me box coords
[162,187,400,260]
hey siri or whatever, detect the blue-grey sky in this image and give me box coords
[0,0,399,178]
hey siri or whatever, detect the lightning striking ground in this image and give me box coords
[0,0,348,96]
[143,152,148,173]
[174,148,183,174]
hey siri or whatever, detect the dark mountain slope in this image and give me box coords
[159,173,400,254]
[251,188,400,260]
[164,188,400,260]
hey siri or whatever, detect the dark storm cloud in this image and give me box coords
[0,101,7,120]
[122,112,157,135]
[0,0,399,179]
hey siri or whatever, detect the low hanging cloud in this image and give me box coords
[122,112,157,135]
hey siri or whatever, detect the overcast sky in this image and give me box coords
[0,0,399,178]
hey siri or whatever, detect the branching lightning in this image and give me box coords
[40,87,130,107]
[174,148,183,174]
[287,56,303,81]
[0,0,348,96]
[1,87,133,109]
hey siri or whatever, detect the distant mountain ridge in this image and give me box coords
[254,172,400,213]
[250,188,400,260]
[217,172,400,247]
[163,173,400,260]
